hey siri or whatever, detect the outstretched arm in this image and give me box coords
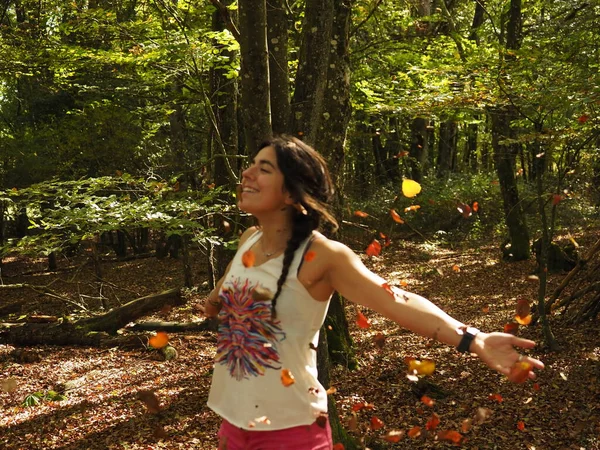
[324,241,544,379]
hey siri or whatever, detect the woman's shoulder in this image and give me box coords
[239,226,260,247]
[309,231,354,259]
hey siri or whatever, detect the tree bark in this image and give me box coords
[266,0,291,134]
[238,0,272,154]
[289,0,334,144]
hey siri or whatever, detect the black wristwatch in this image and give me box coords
[456,326,480,353]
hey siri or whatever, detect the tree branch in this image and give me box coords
[208,0,241,41]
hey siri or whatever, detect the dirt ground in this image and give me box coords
[1,233,599,449]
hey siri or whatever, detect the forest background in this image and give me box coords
[0,0,599,449]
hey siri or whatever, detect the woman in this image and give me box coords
[203,135,543,450]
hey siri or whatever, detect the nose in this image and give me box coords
[242,164,255,180]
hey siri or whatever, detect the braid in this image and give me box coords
[271,216,313,319]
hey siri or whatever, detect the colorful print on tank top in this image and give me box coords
[216,278,286,381]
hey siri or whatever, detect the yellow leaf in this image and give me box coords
[402,179,422,198]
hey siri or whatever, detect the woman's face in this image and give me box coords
[238,146,293,216]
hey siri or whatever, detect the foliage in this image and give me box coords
[22,390,67,408]
[1,176,231,257]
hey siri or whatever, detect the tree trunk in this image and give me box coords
[238,0,271,153]
[437,120,457,177]
[266,0,291,134]
[289,0,334,144]
[0,288,185,346]
[409,117,429,182]
[491,107,530,260]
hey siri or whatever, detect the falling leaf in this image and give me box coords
[488,393,503,403]
[526,275,539,282]
[504,322,519,335]
[472,201,479,212]
[365,239,382,257]
[374,332,386,349]
[457,203,472,218]
[304,250,317,262]
[515,314,532,325]
[379,232,387,239]
[421,395,435,407]
[461,418,472,433]
[508,361,533,383]
[382,282,395,297]
[223,220,231,232]
[354,210,369,218]
[384,430,405,442]
[370,416,385,430]
[137,390,161,414]
[242,250,256,268]
[517,421,525,431]
[255,416,271,425]
[351,402,374,412]
[408,426,422,438]
[426,413,440,431]
[404,205,421,213]
[452,264,461,273]
[390,209,404,224]
[1,378,18,393]
[281,369,295,387]
[356,311,371,329]
[400,280,408,287]
[406,357,436,376]
[148,331,169,349]
[516,299,531,319]
[536,152,545,158]
[482,305,490,313]
[332,444,345,450]
[533,383,540,391]
[402,179,422,198]
[578,114,589,123]
[383,237,391,247]
[437,430,464,444]
[552,194,562,205]
[252,286,274,302]
[316,413,328,428]
[326,386,336,395]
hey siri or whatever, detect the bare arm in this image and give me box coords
[325,241,544,378]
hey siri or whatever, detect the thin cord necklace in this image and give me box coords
[261,241,283,257]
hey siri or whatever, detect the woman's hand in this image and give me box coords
[472,332,544,380]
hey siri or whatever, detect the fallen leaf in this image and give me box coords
[365,240,382,257]
[517,420,525,431]
[1,378,18,393]
[437,430,463,444]
[504,322,519,335]
[452,264,461,272]
[384,430,405,442]
[488,393,503,403]
[406,357,436,376]
[508,361,533,383]
[137,390,161,414]
[332,444,345,450]
[374,332,386,349]
[421,395,435,407]
[461,418,472,433]
[370,416,384,430]
[474,407,493,424]
[408,425,422,438]
[426,413,440,430]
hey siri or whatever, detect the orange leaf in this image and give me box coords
[379,232,387,239]
[242,250,256,268]
[507,361,533,383]
[351,402,374,412]
[437,430,463,444]
[365,240,382,257]
[421,395,435,407]
[457,203,472,218]
[515,314,532,325]
[281,369,295,387]
[552,194,562,205]
[382,282,395,297]
[488,393,503,403]
[400,280,408,287]
[407,426,422,438]
[426,413,440,431]
[517,421,525,431]
[354,210,369,218]
[384,430,405,442]
[148,331,169,349]
[504,322,519,335]
[332,444,345,450]
[356,311,371,329]
[370,416,384,430]
[452,264,460,273]
[578,114,589,123]
[472,201,479,212]
[482,305,490,313]
[406,358,436,376]
[533,382,540,391]
[404,205,421,213]
[304,250,316,262]
[390,209,404,224]
[461,418,472,433]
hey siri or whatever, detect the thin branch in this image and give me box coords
[208,0,241,41]
[350,0,384,38]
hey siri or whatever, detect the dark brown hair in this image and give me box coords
[259,135,338,317]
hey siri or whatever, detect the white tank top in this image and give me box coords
[207,230,331,430]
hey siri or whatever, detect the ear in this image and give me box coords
[283,191,295,206]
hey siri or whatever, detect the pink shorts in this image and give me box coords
[217,418,333,450]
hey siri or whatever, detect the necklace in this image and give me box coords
[261,241,283,258]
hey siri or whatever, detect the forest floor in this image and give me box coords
[0,230,599,450]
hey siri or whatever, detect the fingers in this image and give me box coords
[511,337,537,349]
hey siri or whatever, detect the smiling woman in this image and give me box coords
[202,135,544,450]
